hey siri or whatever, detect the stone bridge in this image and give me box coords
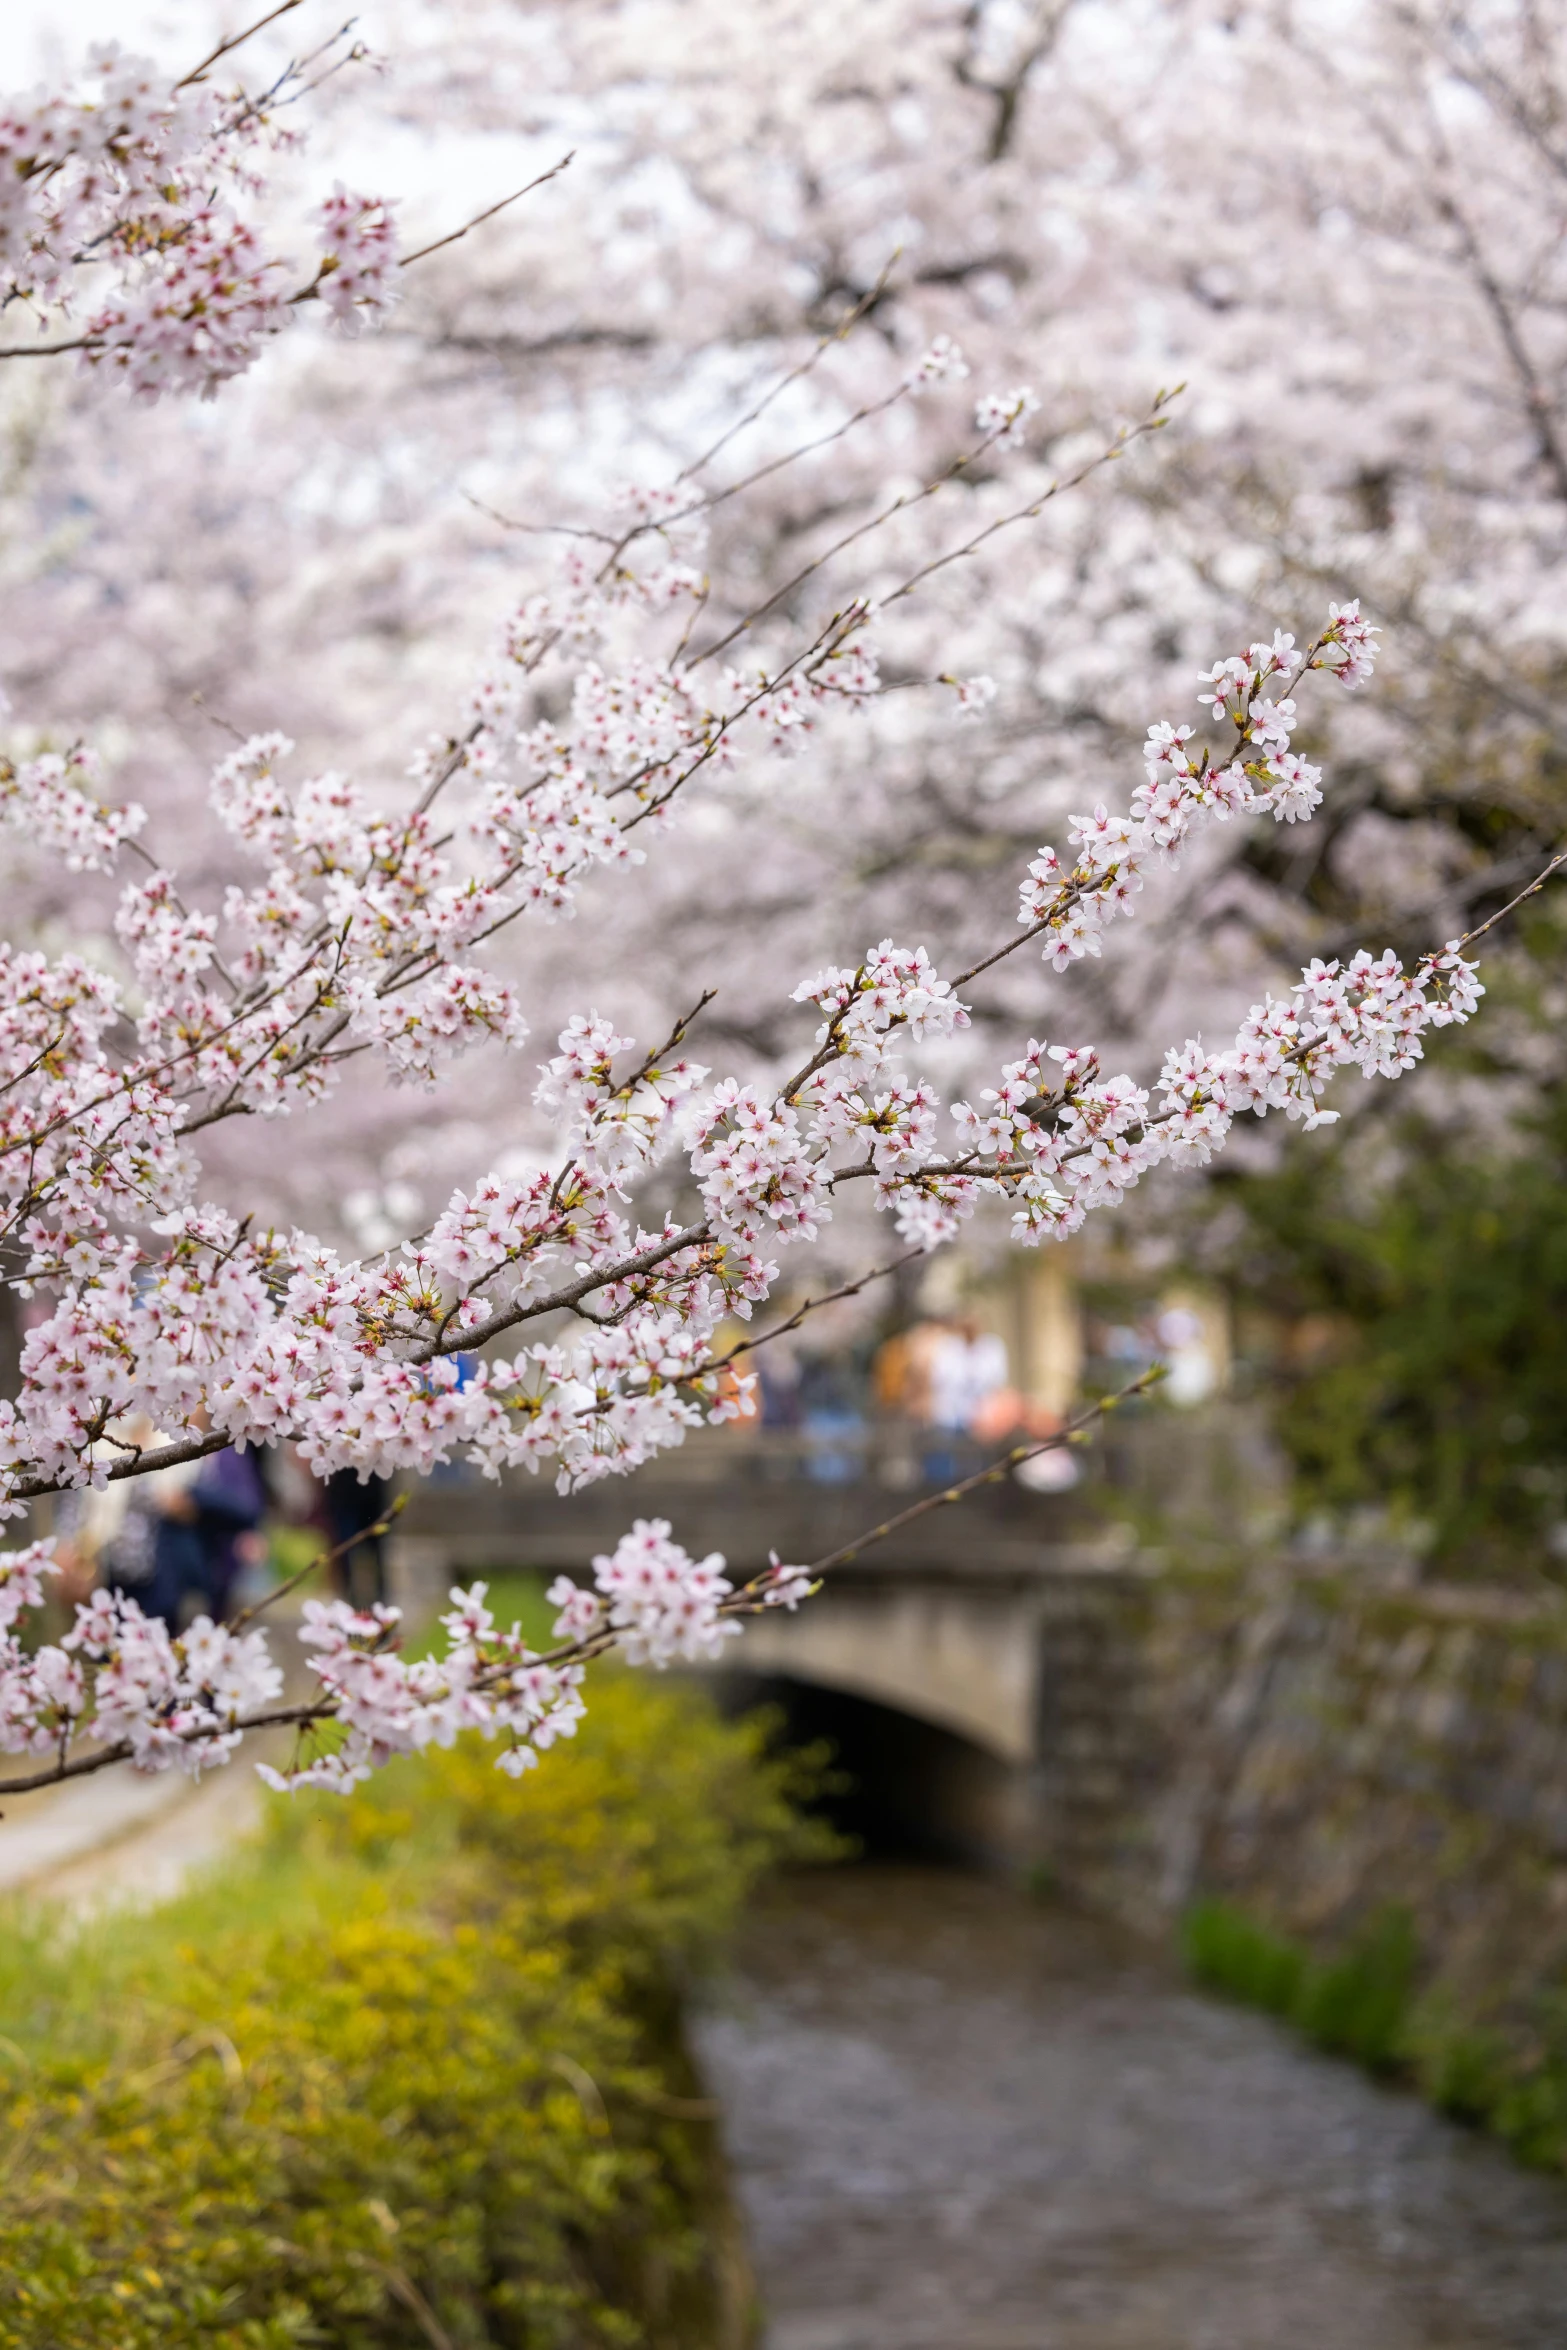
[397,1428,1567,2114]
[395,1433,1152,1869]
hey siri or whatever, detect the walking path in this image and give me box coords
[0,1609,314,1914]
[0,1748,267,1915]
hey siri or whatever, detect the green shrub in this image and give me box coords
[1184,1899,1416,2067]
[1408,2011,1513,2128]
[0,1673,828,2350]
[1185,1899,1418,2070]
[1483,1993,1567,2172]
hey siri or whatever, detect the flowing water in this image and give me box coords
[693,1865,1567,2350]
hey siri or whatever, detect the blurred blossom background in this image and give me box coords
[7,0,1567,1572]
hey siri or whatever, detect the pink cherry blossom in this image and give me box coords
[0,14,1537,1809]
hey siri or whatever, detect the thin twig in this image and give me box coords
[675,258,899,485]
[0,337,95,363]
[698,1247,925,1376]
[8,1428,232,1503]
[1445,844,1567,954]
[733,1365,1166,1592]
[174,0,306,89]
[0,1700,332,1797]
[228,1493,408,1632]
[399,155,575,272]
[373,2264,459,2350]
[460,493,613,543]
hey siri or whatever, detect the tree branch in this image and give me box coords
[398,155,575,272]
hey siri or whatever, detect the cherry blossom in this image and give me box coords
[576,1517,738,1667]
[0,716,146,870]
[0,573,1515,1796]
[0,30,400,401]
[0,15,1551,1807]
[1012,610,1375,977]
[974,385,1041,447]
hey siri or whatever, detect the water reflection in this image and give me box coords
[694,1866,1567,2350]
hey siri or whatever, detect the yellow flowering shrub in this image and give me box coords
[0,1672,826,2348]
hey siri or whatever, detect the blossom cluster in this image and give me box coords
[444,560,883,919]
[247,1585,587,1791]
[906,332,971,391]
[1015,607,1378,975]
[0,1535,814,1791]
[0,183,1499,1804]
[975,385,1042,447]
[0,41,398,399]
[0,598,1485,1597]
[924,936,1482,1250]
[315,185,400,333]
[551,1517,739,1667]
[0,1555,281,1774]
[0,718,146,870]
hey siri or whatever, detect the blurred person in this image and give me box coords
[971,1383,1072,1444]
[185,1443,269,1622]
[972,1382,1025,1444]
[52,1416,198,1632]
[797,1351,866,1485]
[923,1316,1009,1481]
[271,1442,326,1525]
[756,1348,802,1430]
[44,1504,101,1615]
[323,1465,393,1610]
[871,1322,935,1487]
[872,1322,936,1422]
[1156,1303,1221,1408]
[1007,1391,1082,1493]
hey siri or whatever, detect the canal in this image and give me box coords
[693,1863,1567,2350]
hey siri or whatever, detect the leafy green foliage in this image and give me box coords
[1475,1995,1567,2169]
[0,1673,829,2349]
[1224,1058,1567,1573]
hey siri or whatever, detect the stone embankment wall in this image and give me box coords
[1045,1564,1567,2029]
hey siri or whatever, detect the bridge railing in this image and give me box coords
[394,1418,1094,1586]
[390,1403,1277,1594]
[551,1422,1017,1490]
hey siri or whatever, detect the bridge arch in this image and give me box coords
[716,1670,1039,1867]
[391,1456,1145,1876]
[720,1578,1045,1764]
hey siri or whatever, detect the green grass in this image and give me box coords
[1182,1896,1567,2172]
[1182,1901,1308,2026]
[1184,1899,1420,2073]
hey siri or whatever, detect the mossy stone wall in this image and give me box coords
[1073,1566,1567,2047]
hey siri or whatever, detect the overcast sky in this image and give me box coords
[2,5,294,87]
